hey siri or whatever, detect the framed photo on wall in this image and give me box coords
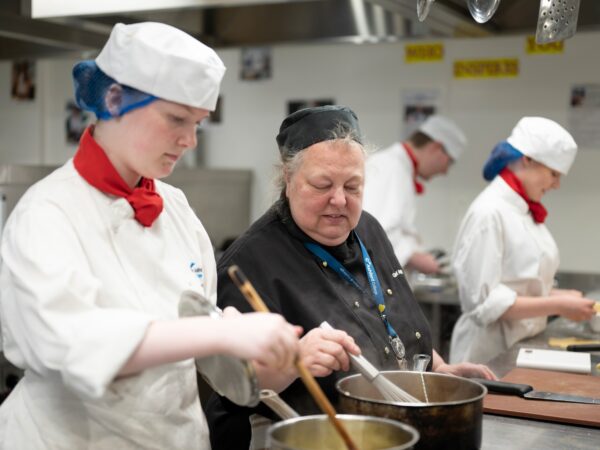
[240,47,271,81]
[11,60,36,101]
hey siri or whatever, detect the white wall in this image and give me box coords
[1,31,599,272]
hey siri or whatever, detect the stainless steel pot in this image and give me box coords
[336,371,486,450]
[268,414,419,450]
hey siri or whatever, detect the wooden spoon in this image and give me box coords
[228,264,359,450]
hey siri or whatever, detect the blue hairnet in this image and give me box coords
[72,61,157,120]
[482,140,524,181]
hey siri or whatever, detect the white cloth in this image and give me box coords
[0,161,217,449]
[449,176,559,364]
[363,143,422,266]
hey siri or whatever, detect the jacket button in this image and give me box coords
[353,301,360,308]
[386,288,393,295]
[384,346,390,355]
[415,331,421,339]
[322,261,328,267]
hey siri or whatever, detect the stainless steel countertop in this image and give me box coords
[480,318,600,449]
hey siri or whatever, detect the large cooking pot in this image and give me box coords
[336,371,486,450]
[268,414,419,450]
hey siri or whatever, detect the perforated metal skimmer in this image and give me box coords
[536,0,581,44]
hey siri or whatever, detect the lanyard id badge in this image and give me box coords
[304,234,408,366]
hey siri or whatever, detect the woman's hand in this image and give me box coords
[553,296,596,322]
[434,362,498,380]
[221,307,301,370]
[298,328,361,378]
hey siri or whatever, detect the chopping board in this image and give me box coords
[483,368,600,427]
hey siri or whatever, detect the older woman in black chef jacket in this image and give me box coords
[205,106,496,449]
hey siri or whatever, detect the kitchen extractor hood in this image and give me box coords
[1,0,599,60]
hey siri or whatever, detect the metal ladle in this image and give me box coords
[467,0,501,24]
[260,389,300,420]
[416,0,435,22]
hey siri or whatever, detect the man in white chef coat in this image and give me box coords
[363,115,467,274]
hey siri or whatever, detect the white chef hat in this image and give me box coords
[95,22,226,111]
[418,115,468,160]
[507,117,577,174]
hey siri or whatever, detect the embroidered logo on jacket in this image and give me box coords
[392,269,404,278]
[189,261,204,280]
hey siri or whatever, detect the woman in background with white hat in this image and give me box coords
[449,117,595,365]
[0,22,299,449]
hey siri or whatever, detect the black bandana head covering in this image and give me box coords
[276,105,362,156]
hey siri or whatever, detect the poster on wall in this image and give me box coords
[240,47,272,81]
[401,89,440,138]
[65,101,90,144]
[287,98,335,115]
[11,60,36,101]
[568,84,600,149]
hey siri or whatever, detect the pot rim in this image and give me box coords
[335,371,488,407]
[268,414,420,450]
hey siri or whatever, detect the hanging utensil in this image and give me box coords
[416,0,436,22]
[536,0,581,44]
[467,0,501,24]
[227,265,360,450]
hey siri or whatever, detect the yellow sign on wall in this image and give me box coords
[454,58,519,79]
[526,36,564,54]
[405,43,444,63]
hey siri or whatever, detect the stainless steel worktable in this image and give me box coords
[480,318,600,449]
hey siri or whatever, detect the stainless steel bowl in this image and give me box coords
[336,371,486,450]
[268,414,419,450]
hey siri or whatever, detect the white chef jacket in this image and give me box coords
[363,142,422,266]
[0,160,217,449]
[449,176,559,364]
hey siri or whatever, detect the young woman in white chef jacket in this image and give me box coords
[450,117,596,365]
[0,22,299,449]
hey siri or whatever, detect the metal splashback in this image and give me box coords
[5,0,600,60]
[0,165,252,249]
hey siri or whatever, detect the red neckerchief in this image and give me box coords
[402,142,424,195]
[499,168,547,224]
[73,127,164,227]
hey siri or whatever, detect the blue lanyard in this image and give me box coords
[303,235,400,343]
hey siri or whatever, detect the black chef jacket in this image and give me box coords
[205,200,432,450]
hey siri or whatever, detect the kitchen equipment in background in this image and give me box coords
[409,267,459,360]
[337,371,486,450]
[467,0,501,24]
[536,0,581,44]
[589,313,600,333]
[268,415,419,450]
[516,347,591,374]
[178,290,260,407]
[411,354,431,372]
[476,379,600,404]
[320,321,421,404]
[416,0,435,22]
